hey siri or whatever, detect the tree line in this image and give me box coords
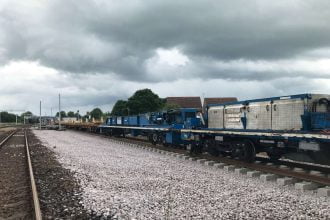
[0,111,35,123]
[0,88,177,123]
[0,111,20,123]
[54,88,176,119]
[111,88,179,116]
[55,108,108,120]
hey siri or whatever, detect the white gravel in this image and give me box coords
[34,130,330,219]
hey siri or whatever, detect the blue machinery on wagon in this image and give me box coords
[99,94,330,165]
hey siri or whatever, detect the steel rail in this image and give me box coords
[0,130,17,147]
[25,129,42,220]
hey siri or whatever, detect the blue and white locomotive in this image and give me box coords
[99,94,330,165]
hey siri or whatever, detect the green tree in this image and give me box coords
[90,108,103,120]
[0,111,17,123]
[103,111,111,117]
[127,89,163,115]
[56,111,66,118]
[111,100,128,116]
[21,111,33,117]
[74,112,81,119]
[67,111,75,117]
[20,111,34,123]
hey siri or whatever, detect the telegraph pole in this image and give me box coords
[39,101,42,130]
[58,94,61,130]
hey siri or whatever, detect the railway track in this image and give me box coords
[0,128,42,219]
[81,131,330,188]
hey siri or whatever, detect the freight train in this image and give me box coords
[99,94,330,165]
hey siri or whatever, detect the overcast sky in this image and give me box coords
[1,0,330,115]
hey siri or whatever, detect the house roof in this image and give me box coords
[165,96,238,110]
[203,97,238,107]
[166,97,202,109]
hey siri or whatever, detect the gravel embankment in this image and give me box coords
[34,130,330,219]
[28,130,102,219]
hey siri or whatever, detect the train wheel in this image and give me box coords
[151,133,158,145]
[190,142,203,155]
[209,147,220,157]
[204,139,219,157]
[230,143,240,159]
[238,140,256,163]
[189,143,196,154]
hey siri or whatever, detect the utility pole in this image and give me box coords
[39,101,42,130]
[16,114,18,125]
[58,94,61,130]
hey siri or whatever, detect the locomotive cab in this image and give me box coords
[166,108,200,129]
[310,97,330,130]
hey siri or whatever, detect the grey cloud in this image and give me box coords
[143,57,330,83]
[87,0,330,59]
[1,0,330,82]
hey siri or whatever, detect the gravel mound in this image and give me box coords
[28,130,109,219]
[34,130,330,219]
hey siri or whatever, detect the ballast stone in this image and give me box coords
[224,165,235,172]
[260,174,278,182]
[176,154,184,159]
[277,177,297,186]
[317,187,330,197]
[234,168,249,175]
[295,182,319,191]
[247,171,262,178]
[33,130,330,219]
[181,156,190,160]
[205,161,215,166]
[196,159,207,164]
[213,163,225,169]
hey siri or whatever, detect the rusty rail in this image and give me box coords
[25,130,42,220]
[0,130,17,147]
